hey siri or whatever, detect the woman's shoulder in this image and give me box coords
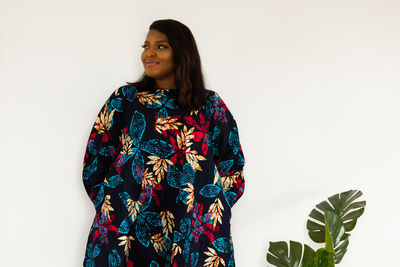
[110,84,140,103]
[205,88,226,106]
[204,88,230,119]
[205,88,216,94]
[204,88,220,100]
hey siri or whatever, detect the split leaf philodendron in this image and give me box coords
[267,190,365,267]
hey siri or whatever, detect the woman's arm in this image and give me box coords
[209,91,246,208]
[82,87,125,205]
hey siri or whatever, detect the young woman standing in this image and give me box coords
[82,19,245,266]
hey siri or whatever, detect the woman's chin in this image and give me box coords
[145,72,159,78]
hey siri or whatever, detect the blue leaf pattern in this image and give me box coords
[130,110,146,148]
[141,139,174,158]
[108,250,121,267]
[199,184,221,198]
[216,160,234,177]
[132,151,145,184]
[144,211,162,227]
[111,98,123,112]
[213,237,233,253]
[93,185,104,208]
[229,127,240,155]
[83,157,97,181]
[122,85,137,102]
[118,216,131,234]
[104,175,123,188]
[191,252,199,266]
[136,214,151,247]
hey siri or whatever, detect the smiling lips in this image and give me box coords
[146,60,159,67]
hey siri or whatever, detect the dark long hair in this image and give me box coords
[126,19,207,113]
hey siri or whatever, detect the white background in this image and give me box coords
[1,0,399,266]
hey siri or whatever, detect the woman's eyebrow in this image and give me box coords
[144,40,169,43]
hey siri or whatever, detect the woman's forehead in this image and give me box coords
[145,29,168,40]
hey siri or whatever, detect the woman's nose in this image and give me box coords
[146,46,157,56]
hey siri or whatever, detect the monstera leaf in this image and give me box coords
[305,248,335,267]
[323,211,349,264]
[267,190,365,267]
[307,190,365,246]
[267,212,346,267]
[267,241,315,267]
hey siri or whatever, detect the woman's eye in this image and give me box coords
[141,44,167,49]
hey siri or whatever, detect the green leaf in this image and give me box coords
[324,215,334,253]
[341,208,365,222]
[305,248,335,267]
[267,241,288,267]
[307,190,365,244]
[307,190,364,264]
[325,211,345,249]
[334,238,349,263]
[267,190,365,266]
[323,211,349,263]
[301,245,316,267]
[267,241,315,267]
[289,241,302,266]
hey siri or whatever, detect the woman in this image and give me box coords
[82,19,245,267]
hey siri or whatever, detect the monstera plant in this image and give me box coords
[267,190,365,267]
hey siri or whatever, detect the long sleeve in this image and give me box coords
[208,91,246,208]
[82,87,125,205]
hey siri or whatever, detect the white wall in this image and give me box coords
[1,0,399,266]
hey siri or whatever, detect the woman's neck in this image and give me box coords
[154,78,176,89]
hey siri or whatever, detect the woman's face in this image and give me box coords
[141,29,175,85]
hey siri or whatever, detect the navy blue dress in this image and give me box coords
[82,85,245,266]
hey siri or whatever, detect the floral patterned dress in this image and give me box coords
[82,85,245,267]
